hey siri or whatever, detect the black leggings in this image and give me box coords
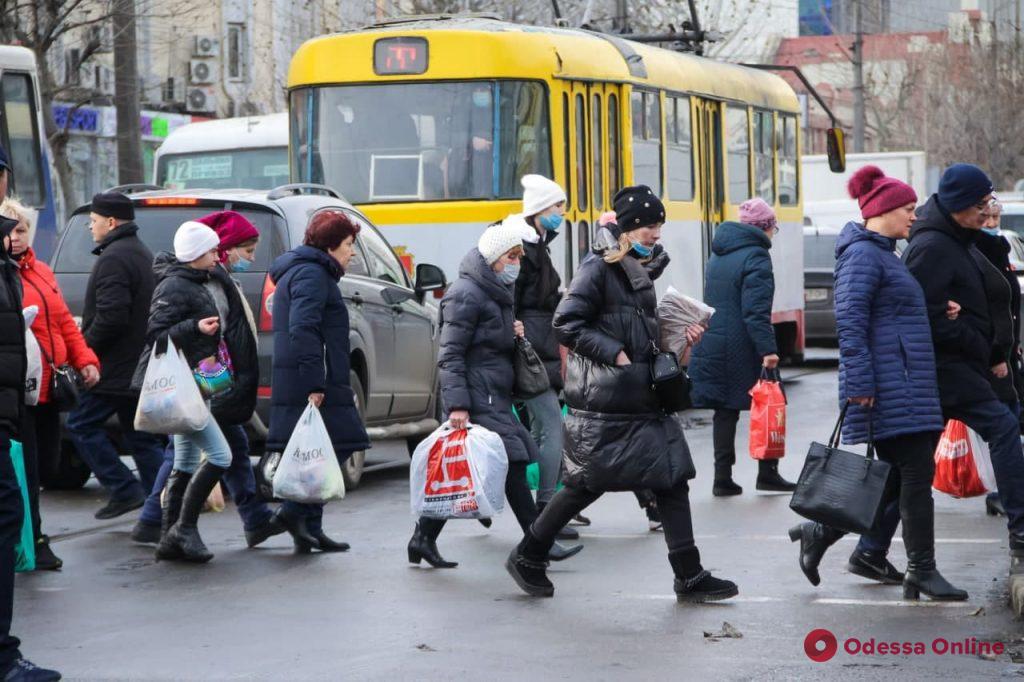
[18,403,61,539]
[419,461,537,538]
[872,431,937,556]
[533,481,697,553]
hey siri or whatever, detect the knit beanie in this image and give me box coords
[90,192,135,221]
[196,210,260,262]
[613,185,665,231]
[738,198,777,232]
[502,212,539,244]
[521,175,566,217]
[174,221,221,263]
[938,163,993,213]
[847,165,918,220]
[477,222,523,264]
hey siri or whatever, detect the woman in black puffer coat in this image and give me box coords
[407,222,582,569]
[131,221,233,563]
[506,186,738,602]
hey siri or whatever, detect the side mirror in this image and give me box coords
[827,128,846,173]
[414,263,447,297]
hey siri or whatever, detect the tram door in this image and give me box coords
[694,99,725,265]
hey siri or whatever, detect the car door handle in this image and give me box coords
[351,293,364,306]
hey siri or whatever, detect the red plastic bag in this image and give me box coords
[749,374,786,460]
[933,419,988,498]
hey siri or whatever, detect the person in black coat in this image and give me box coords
[407,222,582,568]
[506,185,737,603]
[902,163,1024,558]
[266,212,369,554]
[65,192,165,521]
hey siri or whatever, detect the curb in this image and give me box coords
[1011,556,1024,617]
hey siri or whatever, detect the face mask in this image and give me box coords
[982,227,1000,236]
[539,213,563,232]
[231,256,254,273]
[498,263,520,284]
[630,240,653,258]
[472,91,491,108]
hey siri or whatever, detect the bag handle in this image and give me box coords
[759,366,786,403]
[829,401,876,459]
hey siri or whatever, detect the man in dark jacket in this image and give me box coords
[65,193,164,520]
[902,163,1024,556]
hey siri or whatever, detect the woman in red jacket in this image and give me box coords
[1,198,100,570]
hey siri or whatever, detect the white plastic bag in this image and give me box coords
[273,404,346,503]
[134,337,210,434]
[22,306,41,406]
[657,286,716,360]
[410,421,508,519]
[967,426,998,493]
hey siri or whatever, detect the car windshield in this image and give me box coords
[53,207,278,274]
[1000,212,1024,237]
[291,80,552,203]
[155,148,289,190]
[804,232,838,269]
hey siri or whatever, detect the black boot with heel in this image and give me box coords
[788,522,845,586]
[153,470,191,561]
[407,519,457,568]
[156,462,226,563]
[902,549,967,601]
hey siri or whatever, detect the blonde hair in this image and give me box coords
[0,197,37,246]
[603,233,634,264]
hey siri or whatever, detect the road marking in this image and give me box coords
[587,534,1001,544]
[812,598,975,608]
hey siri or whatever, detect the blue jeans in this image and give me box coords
[523,388,563,504]
[66,390,165,501]
[173,415,232,472]
[140,423,273,531]
[0,432,23,673]
[280,450,352,534]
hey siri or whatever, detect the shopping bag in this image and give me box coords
[22,306,41,406]
[9,441,35,572]
[657,286,715,361]
[749,368,786,459]
[933,419,991,498]
[134,337,210,435]
[272,404,345,503]
[410,422,508,520]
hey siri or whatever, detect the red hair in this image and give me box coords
[304,211,360,251]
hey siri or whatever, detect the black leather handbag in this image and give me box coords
[512,337,551,400]
[38,343,81,412]
[637,308,691,413]
[789,404,892,535]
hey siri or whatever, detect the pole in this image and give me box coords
[852,0,865,152]
[613,0,628,33]
[112,0,143,184]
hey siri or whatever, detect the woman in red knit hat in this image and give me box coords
[1,197,100,571]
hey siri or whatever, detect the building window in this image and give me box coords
[227,23,246,80]
[163,77,176,103]
[666,96,694,201]
[726,106,750,203]
[754,110,775,204]
[64,49,81,86]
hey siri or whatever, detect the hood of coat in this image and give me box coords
[711,221,772,256]
[459,247,513,305]
[152,250,210,286]
[269,244,343,285]
[910,195,978,246]
[975,229,1011,269]
[835,220,896,259]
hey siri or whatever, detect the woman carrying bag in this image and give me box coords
[2,198,100,571]
[265,211,369,553]
[407,222,582,568]
[788,166,967,600]
[505,186,737,602]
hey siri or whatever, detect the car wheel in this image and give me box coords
[342,371,366,490]
[41,439,92,490]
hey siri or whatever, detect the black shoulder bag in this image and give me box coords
[512,337,551,400]
[636,306,692,413]
[25,276,81,412]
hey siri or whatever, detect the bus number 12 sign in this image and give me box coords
[373,37,428,75]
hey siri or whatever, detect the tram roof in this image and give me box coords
[288,17,800,112]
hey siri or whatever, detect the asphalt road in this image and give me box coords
[12,352,1024,680]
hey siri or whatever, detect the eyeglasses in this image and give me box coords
[975,197,1001,214]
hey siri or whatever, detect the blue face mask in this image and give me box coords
[498,263,520,284]
[231,256,254,273]
[539,213,563,232]
[472,91,491,108]
[630,240,653,258]
[982,227,1000,236]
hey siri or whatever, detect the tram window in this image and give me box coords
[778,114,799,205]
[592,94,603,209]
[578,220,590,264]
[666,96,694,201]
[631,91,662,196]
[608,94,621,197]
[754,110,775,204]
[563,93,572,209]
[1,73,45,208]
[726,106,751,203]
[575,93,588,212]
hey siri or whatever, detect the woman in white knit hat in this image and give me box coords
[407,221,583,568]
[130,220,234,563]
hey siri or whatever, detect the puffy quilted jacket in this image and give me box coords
[834,221,943,443]
[438,248,538,463]
[689,222,778,411]
[553,249,693,492]
[515,230,563,390]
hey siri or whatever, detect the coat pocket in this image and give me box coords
[897,335,910,381]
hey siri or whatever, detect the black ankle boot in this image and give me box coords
[272,506,321,552]
[668,547,738,603]
[756,460,796,492]
[311,530,350,552]
[847,548,904,584]
[986,493,1006,517]
[244,515,286,548]
[712,465,742,497]
[788,522,844,586]
[407,522,457,568]
[506,530,554,597]
[154,470,191,561]
[903,549,968,601]
[158,462,226,563]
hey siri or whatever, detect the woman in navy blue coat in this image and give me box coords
[688,198,795,495]
[266,212,369,553]
[789,166,966,601]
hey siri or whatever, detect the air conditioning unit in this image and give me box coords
[193,35,219,58]
[187,86,218,113]
[189,59,214,85]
